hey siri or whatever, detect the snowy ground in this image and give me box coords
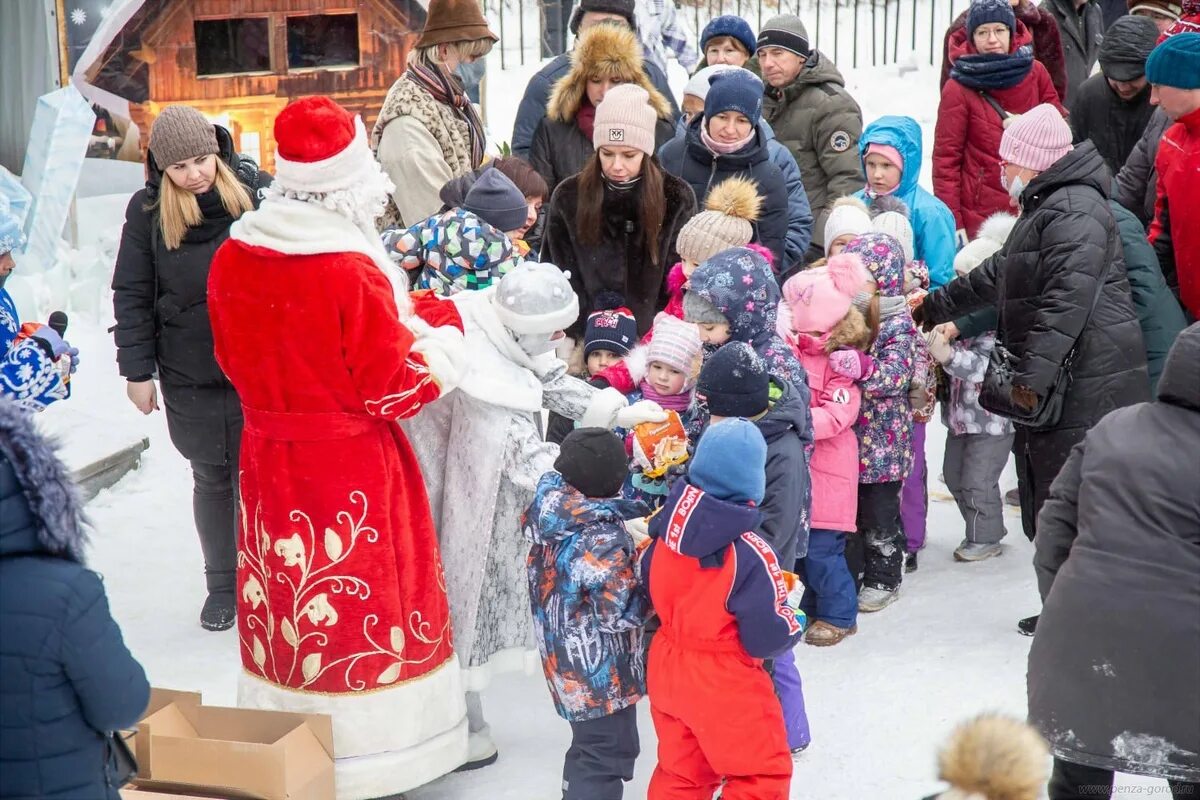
[37,317,1172,800]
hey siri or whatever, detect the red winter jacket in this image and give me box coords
[940,5,1068,105]
[1150,107,1200,320]
[933,27,1065,237]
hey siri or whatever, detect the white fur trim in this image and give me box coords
[410,316,469,394]
[275,117,379,196]
[493,293,580,335]
[579,386,628,429]
[230,196,410,313]
[237,658,468,799]
[460,647,540,693]
[976,212,1018,247]
[449,289,547,412]
[622,343,650,386]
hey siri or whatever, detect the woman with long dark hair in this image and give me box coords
[541,84,696,345]
[111,105,270,631]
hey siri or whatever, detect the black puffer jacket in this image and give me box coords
[111,125,271,463]
[921,142,1150,431]
[1069,74,1155,176]
[1112,107,1170,227]
[658,116,790,270]
[1029,323,1200,784]
[541,170,696,340]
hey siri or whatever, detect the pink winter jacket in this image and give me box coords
[793,334,861,533]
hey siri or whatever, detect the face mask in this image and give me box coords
[1007,174,1026,203]
[515,332,559,356]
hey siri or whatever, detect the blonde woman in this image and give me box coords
[371,0,497,230]
[111,105,270,631]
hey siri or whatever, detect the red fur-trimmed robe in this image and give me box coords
[207,198,467,798]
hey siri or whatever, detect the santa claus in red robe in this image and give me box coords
[207,96,470,798]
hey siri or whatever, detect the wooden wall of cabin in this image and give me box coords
[130,0,415,172]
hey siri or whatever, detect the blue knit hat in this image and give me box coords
[704,70,765,127]
[1146,32,1200,89]
[967,0,1016,35]
[690,418,767,504]
[701,15,758,56]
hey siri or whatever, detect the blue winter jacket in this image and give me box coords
[662,118,815,272]
[524,472,651,722]
[511,53,679,158]
[853,116,958,289]
[0,399,149,800]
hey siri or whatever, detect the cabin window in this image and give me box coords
[287,14,361,69]
[194,18,271,76]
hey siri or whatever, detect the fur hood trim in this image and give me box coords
[824,306,871,353]
[548,25,675,123]
[0,398,88,563]
[954,213,1016,276]
[936,714,1049,800]
[976,213,1017,248]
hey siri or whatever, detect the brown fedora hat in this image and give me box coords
[416,0,499,48]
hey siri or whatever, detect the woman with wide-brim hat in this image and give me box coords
[372,0,497,230]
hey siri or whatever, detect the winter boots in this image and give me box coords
[858,585,900,612]
[954,540,1003,561]
[804,620,857,646]
[200,591,236,631]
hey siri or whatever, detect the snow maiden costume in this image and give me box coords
[207,97,474,798]
[402,260,667,764]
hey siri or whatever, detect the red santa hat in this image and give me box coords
[273,96,380,195]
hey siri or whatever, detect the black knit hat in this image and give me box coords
[555,428,630,497]
[463,167,528,233]
[570,0,636,35]
[1099,15,1161,81]
[697,342,770,418]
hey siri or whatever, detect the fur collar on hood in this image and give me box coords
[548,24,675,123]
[0,398,88,562]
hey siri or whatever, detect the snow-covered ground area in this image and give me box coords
[24,22,1174,799]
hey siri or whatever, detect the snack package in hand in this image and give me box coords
[630,411,690,479]
[782,571,808,631]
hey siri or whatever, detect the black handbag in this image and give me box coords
[105,730,138,789]
[979,258,1110,429]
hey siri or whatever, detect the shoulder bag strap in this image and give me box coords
[979,91,1010,122]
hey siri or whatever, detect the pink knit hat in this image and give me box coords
[593,84,658,156]
[782,253,870,334]
[646,313,703,384]
[865,143,904,172]
[999,104,1073,171]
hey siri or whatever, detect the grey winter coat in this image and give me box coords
[1028,322,1200,784]
[762,51,864,252]
[511,53,679,158]
[755,376,811,566]
[1044,0,1105,107]
[920,142,1151,433]
[1112,107,1170,227]
[0,399,150,799]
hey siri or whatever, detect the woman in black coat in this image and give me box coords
[530,22,677,198]
[0,398,149,799]
[1029,323,1200,798]
[915,109,1149,631]
[111,105,270,631]
[658,69,791,272]
[541,83,697,343]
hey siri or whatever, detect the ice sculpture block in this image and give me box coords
[16,85,95,273]
[0,166,33,231]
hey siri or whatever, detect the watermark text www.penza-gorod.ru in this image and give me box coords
[1079,787,1196,796]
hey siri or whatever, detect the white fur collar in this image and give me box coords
[229,197,410,313]
[450,288,557,412]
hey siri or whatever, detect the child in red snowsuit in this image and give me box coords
[641,418,804,799]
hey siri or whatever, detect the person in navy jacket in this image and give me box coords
[0,397,150,799]
[642,418,803,799]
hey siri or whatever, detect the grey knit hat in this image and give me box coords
[683,290,729,325]
[463,168,529,233]
[756,15,811,57]
[148,106,220,171]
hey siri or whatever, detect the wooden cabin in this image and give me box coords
[86,0,426,172]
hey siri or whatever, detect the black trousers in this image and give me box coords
[563,704,640,800]
[1050,757,1200,799]
[1014,426,1088,542]
[191,457,239,596]
[856,481,906,591]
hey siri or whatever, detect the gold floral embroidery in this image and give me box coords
[237,488,450,692]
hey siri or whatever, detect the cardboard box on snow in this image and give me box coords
[122,790,224,799]
[132,688,334,800]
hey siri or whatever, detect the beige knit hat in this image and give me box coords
[593,84,658,156]
[676,176,762,264]
[148,106,219,171]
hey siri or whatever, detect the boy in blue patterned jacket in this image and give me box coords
[524,428,652,800]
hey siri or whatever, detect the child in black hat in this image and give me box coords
[523,428,651,800]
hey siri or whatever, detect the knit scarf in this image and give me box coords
[700,125,755,156]
[406,61,486,167]
[604,175,643,193]
[576,101,596,141]
[949,45,1035,90]
[639,380,694,412]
